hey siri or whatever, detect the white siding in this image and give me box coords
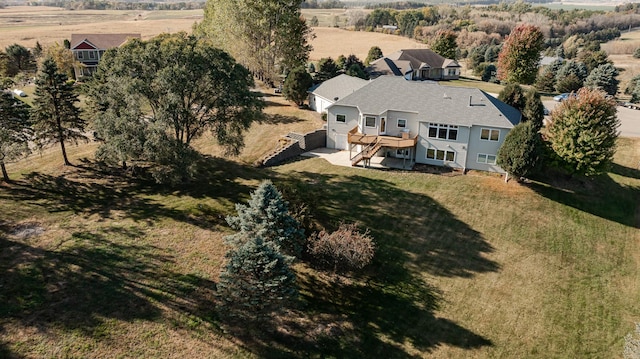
[465,125,509,173]
[308,94,334,113]
[416,122,469,169]
[326,105,360,149]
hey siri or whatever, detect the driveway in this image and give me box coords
[543,100,640,138]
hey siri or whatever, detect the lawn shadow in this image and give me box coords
[0,225,217,341]
[527,166,640,228]
[259,113,304,125]
[226,169,497,357]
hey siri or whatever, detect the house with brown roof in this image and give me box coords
[366,49,461,81]
[70,33,141,78]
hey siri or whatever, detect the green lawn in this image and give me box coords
[0,111,638,357]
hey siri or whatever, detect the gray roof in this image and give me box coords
[309,74,369,102]
[367,49,460,79]
[332,76,521,128]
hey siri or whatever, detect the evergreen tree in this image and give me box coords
[226,180,305,257]
[481,64,497,83]
[498,83,525,111]
[584,63,619,96]
[0,91,32,182]
[346,63,367,79]
[548,87,619,176]
[336,55,347,70]
[217,235,297,324]
[31,57,86,166]
[365,46,383,66]
[497,121,543,179]
[5,44,34,75]
[315,57,339,82]
[283,66,313,106]
[535,67,557,92]
[522,88,544,130]
[431,30,458,60]
[497,24,544,84]
[555,61,587,92]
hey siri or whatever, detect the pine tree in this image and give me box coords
[584,63,619,96]
[0,91,32,181]
[548,87,619,176]
[365,46,383,66]
[315,57,339,82]
[31,57,86,166]
[226,180,305,258]
[431,30,458,60]
[498,83,525,111]
[217,235,297,324]
[522,88,544,130]
[283,66,313,107]
[555,61,587,92]
[497,121,543,179]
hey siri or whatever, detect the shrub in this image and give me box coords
[634,47,640,59]
[309,223,375,273]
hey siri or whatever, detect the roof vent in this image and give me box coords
[334,97,339,101]
[443,93,451,99]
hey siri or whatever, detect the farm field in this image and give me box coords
[1,85,640,357]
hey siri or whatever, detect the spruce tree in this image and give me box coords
[497,121,543,179]
[584,63,619,96]
[365,46,383,66]
[217,235,297,324]
[226,180,305,257]
[283,66,313,107]
[522,88,544,130]
[548,87,619,176]
[0,91,32,182]
[498,83,525,111]
[31,57,86,166]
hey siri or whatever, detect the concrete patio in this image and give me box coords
[301,148,414,170]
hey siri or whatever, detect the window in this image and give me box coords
[447,68,458,76]
[397,119,406,128]
[77,51,83,59]
[396,149,409,157]
[365,116,376,128]
[336,114,346,123]
[477,153,497,164]
[428,123,458,141]
[426,148,455,162]
[89,51,95,59]
[481,128,500,141]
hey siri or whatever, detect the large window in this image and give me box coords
[77,51,83,59]
[427,148,455,162]
[365,116,376,128]
[89,51,95,59]
[477,153,497,164]
[480,128,500,141]
[397,119,406,128]
[428,123,458,141]
[336,114,346,123]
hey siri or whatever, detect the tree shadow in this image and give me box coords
[259,113,305,125]
[527,166,640,228]
[0,225,217,346]
[224,168,497,357]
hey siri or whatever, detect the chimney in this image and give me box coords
[469,95,472,106]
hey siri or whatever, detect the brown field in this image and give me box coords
[0,6,426,64]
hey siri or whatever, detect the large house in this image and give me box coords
[367,49,461,81]
[70,33,141,78]
[326,76,521,173]
[308,74,369,113]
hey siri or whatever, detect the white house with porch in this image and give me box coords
[326,77,521,173]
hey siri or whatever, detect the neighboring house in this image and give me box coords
[308,74,369,113]
[540,55,563,66]
[366,49,461,81]
[326,76,521,173]
[70,33,141,78]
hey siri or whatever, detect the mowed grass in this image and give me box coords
[1,85,639,357]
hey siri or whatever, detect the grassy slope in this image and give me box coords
[1,86,638,357]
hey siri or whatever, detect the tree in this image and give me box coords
[634,47,640,59]
[87,33,263,182]
[584,63,619,96]
[31,57,85,166]
[577,50,611,73]
[626,75,640,103]
[498,83,525,111]
[310,15,319,27]
[481,64,497,83]
[336,54,347,70]
[346,63,367,79]
[522,88,544,130]
[497,121,543,179]
[497,24,544,84]
[365,46,383,66]
[283,66,313,106]
[43,43,77,80]
[5,44,34,75]
[431,30,458,60]
[0,91,32,182]
[315,57,339,82]
[33,41,43,59]
[555,60,588,92]
[196,0,314,84]
[226,180,305,257]
[547,87,619,176]
[216,235,297,324]
[343,54,364,73]
[308,222,375,273]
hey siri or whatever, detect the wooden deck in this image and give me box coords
[347,127,418,148]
